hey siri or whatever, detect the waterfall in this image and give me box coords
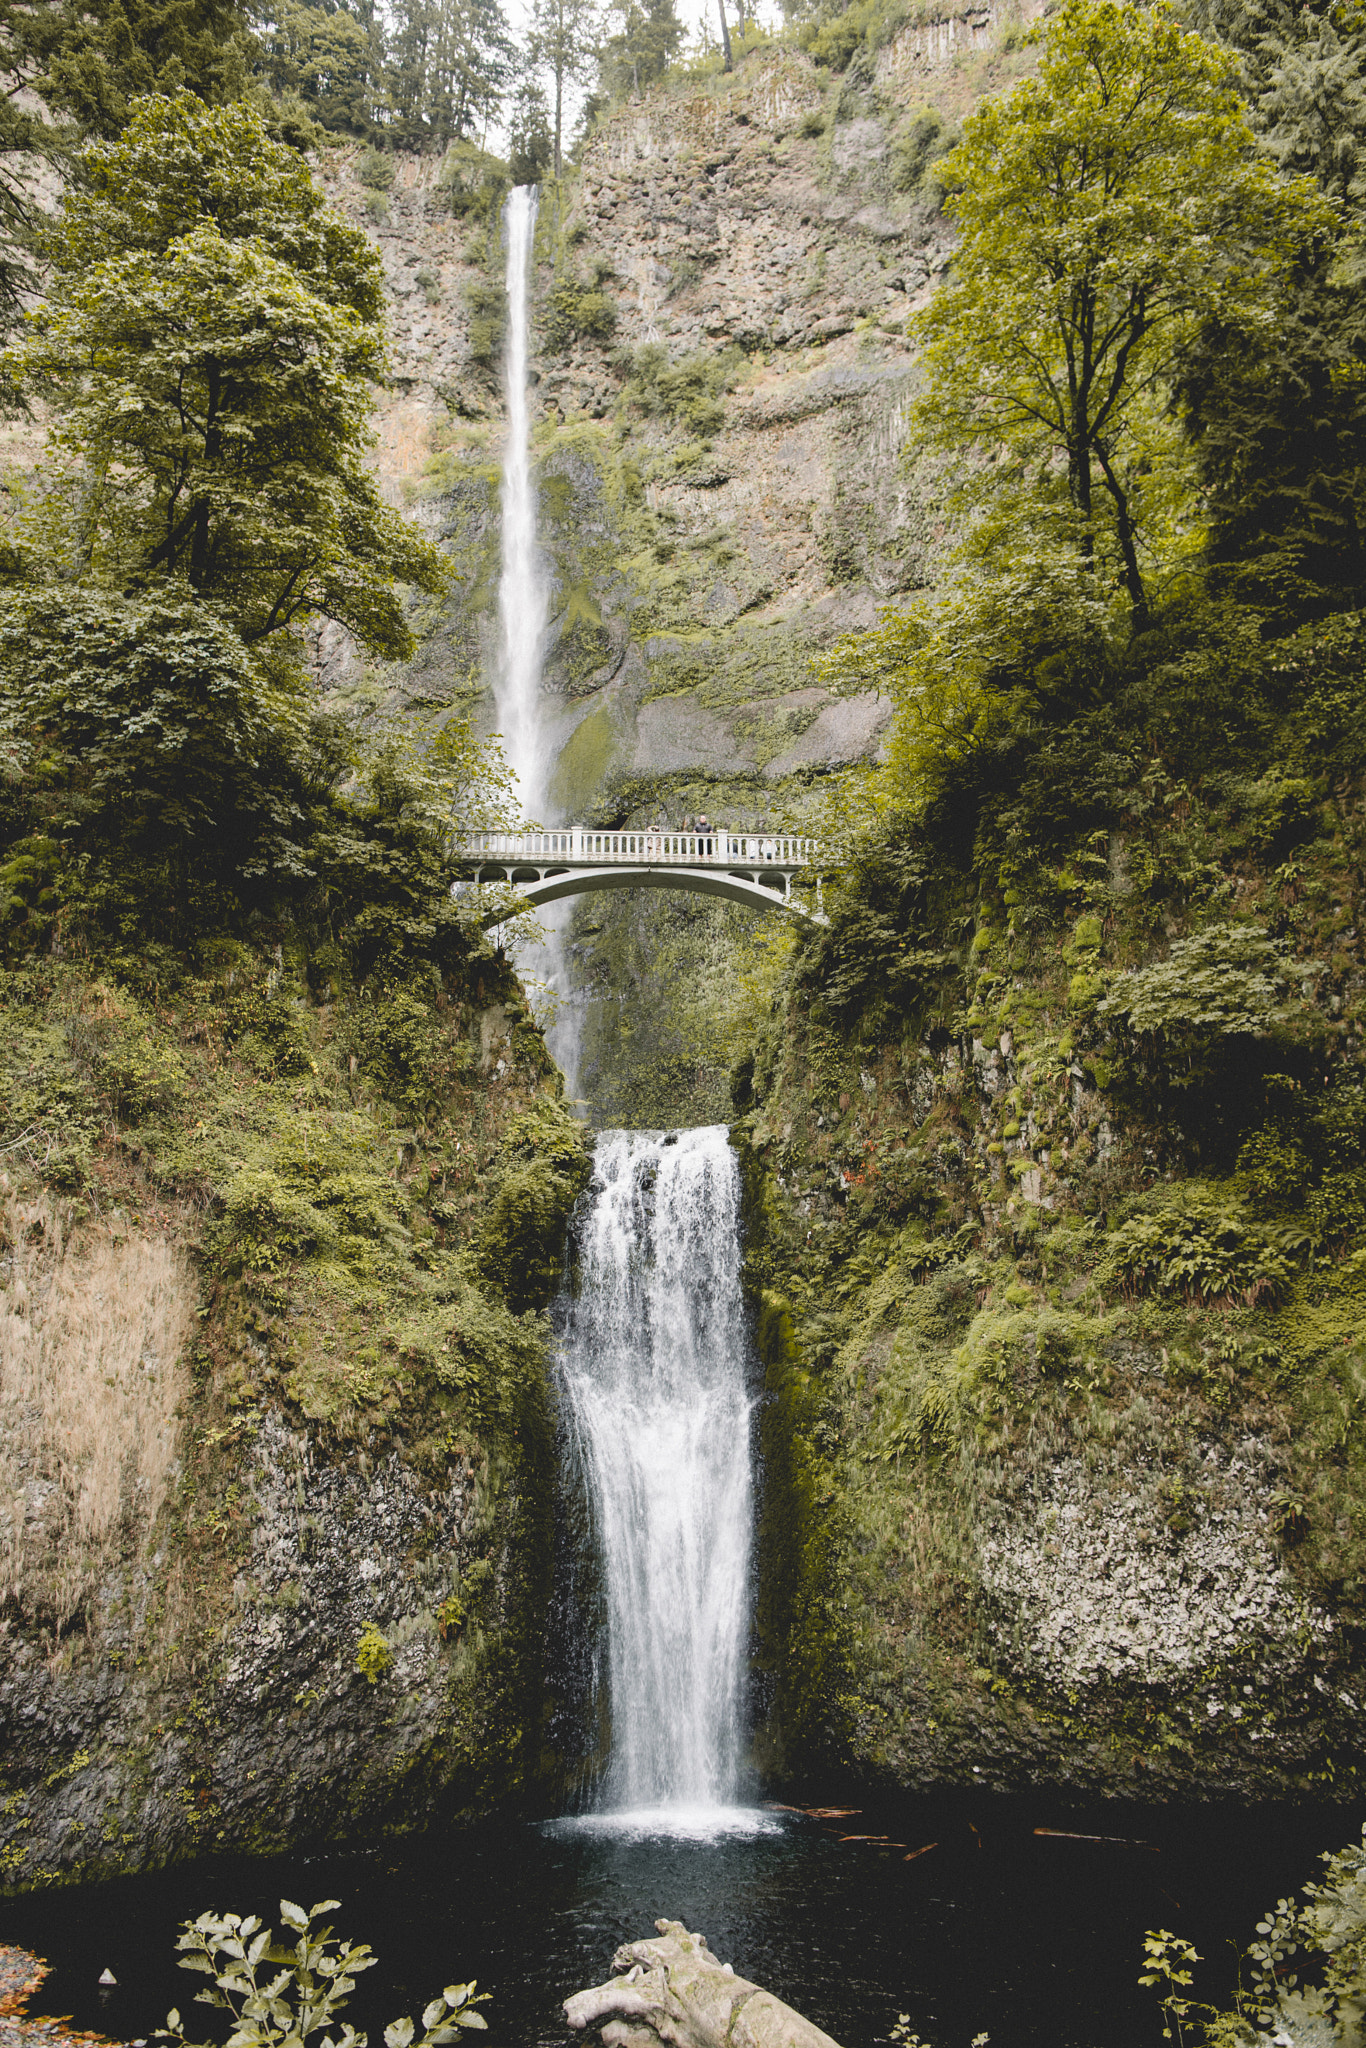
[497,183,547,811]
[557,1127,755,1814]
[494,185,583,1089]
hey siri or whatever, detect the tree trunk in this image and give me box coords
[1093,438,1149,630]
[717,0,732,69]
[553,53,563,177]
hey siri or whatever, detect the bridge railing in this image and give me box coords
[455,828,819,867]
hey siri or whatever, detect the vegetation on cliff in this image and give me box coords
[0,91,591,1888]
[733,0,1366,1797]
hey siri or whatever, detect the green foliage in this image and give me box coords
[1138,1930,1204,2044]
[255,6,377,140]
[1243,1826,1366,2043]
[1099,1184,1300,1307]
[1142,1826,1366,2045]
[623,342,743,436]
[158,1897,487,2048]
[890,108,959,196]
[357,146,396,190]
[546,265,617,351]
[478,1101,590,1312]
[435,143,509,222]
[1178,0,1366,624]
[12,0,253,140]
[599,0,684,97]
[1098,923,1294,1041]
[911,0,1332,622]
[355,1623,394,1684]
[8,94,447,659]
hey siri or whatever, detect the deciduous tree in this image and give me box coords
[912,0,1331,628]
[9,92,446,652]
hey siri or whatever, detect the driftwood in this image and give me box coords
[564,1920,844,2048]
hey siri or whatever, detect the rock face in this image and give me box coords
[310,15,1042,1119]
[0,1404,518,1883]
[565,1922,843,2048]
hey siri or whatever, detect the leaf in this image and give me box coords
[423,2003,447,2029]
[455,2016,487,2030]
[385,2020,415,2048]
[281,1902,310,1932]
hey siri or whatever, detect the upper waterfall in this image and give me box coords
[497,184,548,819]
[557,1126,755,1814]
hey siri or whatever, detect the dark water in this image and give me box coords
[2,1795,1356,2048]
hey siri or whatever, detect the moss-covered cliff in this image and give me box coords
[736,616,1366,1802]
[0,938,588,1890]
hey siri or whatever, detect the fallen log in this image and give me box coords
[564,1920,844,2048]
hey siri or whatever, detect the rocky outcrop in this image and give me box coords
[565,1922,842,2048]
[0,1407,519,1885]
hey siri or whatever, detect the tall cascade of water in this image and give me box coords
[494,186,582,1085]
[497,183,547,806]
[558,1126,755,1813]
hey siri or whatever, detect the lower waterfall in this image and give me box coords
[557,1126,754,1814]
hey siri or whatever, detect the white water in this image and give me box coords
[497,183,548,812]
[558,1127,755,1814]
[494,185,581,1089]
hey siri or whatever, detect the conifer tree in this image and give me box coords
[527,0,600,178]
[599,0,682,96]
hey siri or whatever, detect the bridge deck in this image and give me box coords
[451,828,826,923]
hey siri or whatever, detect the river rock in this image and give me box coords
[564,1921,842,2048]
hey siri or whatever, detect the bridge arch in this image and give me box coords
[451,829,828,929]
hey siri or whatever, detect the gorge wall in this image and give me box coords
[313,9,1040,1118]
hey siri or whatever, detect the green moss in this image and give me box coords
[550,704,620,816]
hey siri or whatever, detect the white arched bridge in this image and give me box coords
[451,826,828,926]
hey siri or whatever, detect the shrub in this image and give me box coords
[1098,921,1295,1045]
[355,1622,393,1684]
[158,1897,487,2048]
[223,1168,333,1271]
[1099,1185,1300,1307]
[1142,1824,1366,2046]
[357,146,395,190]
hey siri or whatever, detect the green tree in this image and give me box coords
[507,65,553,182]
[255,0,378,136]
[0,94,461,946]
[527,0,600,178]
[14,0,255,139]
[383,0,513,147]
[599,0,682,96]
[912,0,1330,628]
[8,92,445,653]
[1177,0,1366,620]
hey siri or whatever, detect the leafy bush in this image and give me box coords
[1098,922,1294,1042]
[159,1896,487,2048]
[624,342,743,436]
[891,109,961,195]
[435,142,507,221]
[355,1622,393,1684]
[1142,1825,1366,2045]
[357,146,395,190]
[223,1168,333,1271]
[1100,1185,1300,1307]
[546,268,617,351]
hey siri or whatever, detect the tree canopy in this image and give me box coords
[0,93,475,950]
[8,93,445,654]
[912,0,1331,627]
